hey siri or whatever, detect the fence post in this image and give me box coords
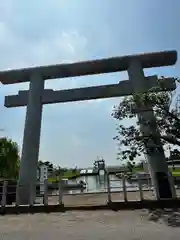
[106,172,111,203]
[168,172,177,199]
[138,176,143,201]
[122,176,127,202]
[15,181,20,206]
[58,179,63,205]
[43,179,48,205]
[1,181,8,207]
[29,183,35,206]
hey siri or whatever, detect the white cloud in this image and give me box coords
[0,26,88,70]
[0,22,12,46]
[31,30,88,65]
[0,0,88,71]
[0,15,89,94]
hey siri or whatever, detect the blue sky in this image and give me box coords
[0,0,180,168]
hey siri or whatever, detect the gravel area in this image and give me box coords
[0,210,180,239]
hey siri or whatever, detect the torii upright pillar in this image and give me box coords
[18,73,44,204]
[128,59,172,199]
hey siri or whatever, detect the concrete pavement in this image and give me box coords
[0,210,180,239]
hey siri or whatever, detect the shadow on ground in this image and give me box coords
[142,208,180,227]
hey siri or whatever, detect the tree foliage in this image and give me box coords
[112,77,180,161]
[0,137,20,179]
[127,161,135,172]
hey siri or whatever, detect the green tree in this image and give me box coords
[112,77,180,161]
[38,160,54,171]
[44,161,54,169]
[0,137,20,179]
[127,161,135,172]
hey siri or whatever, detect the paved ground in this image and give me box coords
[48,189,180,206]
[48,190,155,206]
[0,210,180,239]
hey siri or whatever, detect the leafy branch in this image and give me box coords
[112,77,180,161]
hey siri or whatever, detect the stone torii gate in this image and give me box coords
[0,50,177,204]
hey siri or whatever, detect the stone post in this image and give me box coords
[58,178,63,205]
[128,58,172,199]
[1,181,8,207]
[122,176,127,202]
[18,73,44,204]
[43,179,48,206]
[106,172,111,203]
[137,176,143,201]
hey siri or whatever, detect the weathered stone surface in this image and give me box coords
[0,50,177,84]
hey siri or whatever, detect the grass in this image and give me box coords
[167,167,180,177]
[133,167,180,177]
[172,171,180,177]
[171,169,180,177]
[48,170,80,183]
